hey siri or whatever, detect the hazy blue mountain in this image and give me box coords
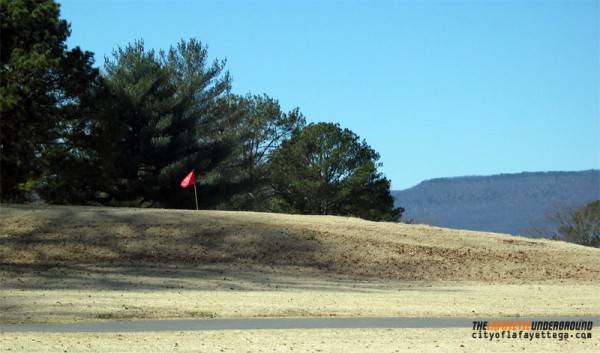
[392,170,600,236]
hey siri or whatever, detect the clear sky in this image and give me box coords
[59,0,599,190]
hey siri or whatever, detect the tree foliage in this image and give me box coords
[97,39,231,207]
[557,201,600,247]
[270,123,402,221]
[208,93,306,210]
[533,201,600,248]
[0,0,99,202]
[1,1,403,220]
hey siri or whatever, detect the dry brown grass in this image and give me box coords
[2,283,599,324]
[1,204,599,282]
[1,204,599,326]
[1,328,598,353]
[2,205,599,352]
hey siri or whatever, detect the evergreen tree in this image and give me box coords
[36,76,117,205]
[209,93,305,210]
[269,122,402,221]
[101,39,231,207]
[0,0,99,202]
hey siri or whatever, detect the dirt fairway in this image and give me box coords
[1,204,599,351]
[2,328,599,353]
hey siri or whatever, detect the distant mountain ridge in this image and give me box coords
[392,170,600,236]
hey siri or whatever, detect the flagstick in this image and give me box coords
[193,183,199,210]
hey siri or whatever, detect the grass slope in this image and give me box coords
[2,205,600,353]
[1,204,599,282]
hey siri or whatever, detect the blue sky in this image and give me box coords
[59,0,599,190]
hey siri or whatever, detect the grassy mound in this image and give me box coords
[1,204,598,283]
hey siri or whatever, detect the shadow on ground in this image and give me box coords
[1,205,362,292]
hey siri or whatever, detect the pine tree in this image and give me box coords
[0,0,99,202]
[101,39,231,208]
[208,93,305,211]
[269,122,402,221]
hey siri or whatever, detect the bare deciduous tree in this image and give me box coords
[531,201,600,247]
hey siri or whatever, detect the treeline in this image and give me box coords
[0,0,402,221]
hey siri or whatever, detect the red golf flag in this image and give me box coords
[180,170,195,188]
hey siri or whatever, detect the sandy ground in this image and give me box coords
[1,205,599,352]
[2,281,599,324]
[1,328,598,353]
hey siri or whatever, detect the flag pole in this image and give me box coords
[193,182,198,210]
[180,169,198,210]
